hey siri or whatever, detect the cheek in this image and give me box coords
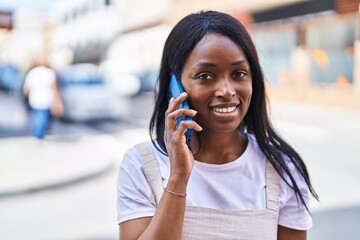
[237,84,253,115]
[185,86,209,109]
[237,82,253,100]
[187,94,204,111]
[246,86,253,101]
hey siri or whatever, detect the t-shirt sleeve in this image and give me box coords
[117,146,157,224]
[278,159,313,230]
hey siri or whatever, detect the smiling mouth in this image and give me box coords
[212,106,238,113]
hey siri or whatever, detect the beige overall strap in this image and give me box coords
[265,161,281,212]
[135,142,163,206]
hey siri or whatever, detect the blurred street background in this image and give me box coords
[0,0,359,239]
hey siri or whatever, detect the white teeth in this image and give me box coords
[213,106,237,113]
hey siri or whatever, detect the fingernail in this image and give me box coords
[190,109,197,113]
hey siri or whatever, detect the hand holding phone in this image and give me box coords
[168,74,193,145]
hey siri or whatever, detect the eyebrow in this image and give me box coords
[231,60,248,66]
[195,60,248,68]
[195,62,217,68]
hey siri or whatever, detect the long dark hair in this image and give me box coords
[149,10,318,208]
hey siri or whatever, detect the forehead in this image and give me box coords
[186,33,248,64]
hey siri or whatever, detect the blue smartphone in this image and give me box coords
[168,74,193,145]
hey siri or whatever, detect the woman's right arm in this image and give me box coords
[120,172,189,240]
[119,93,201,240]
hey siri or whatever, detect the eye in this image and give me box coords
[233,71,246,79]
[197,73,213,81]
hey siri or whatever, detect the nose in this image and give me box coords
[214,78,236,99]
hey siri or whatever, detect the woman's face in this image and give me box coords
[181,33,252,133]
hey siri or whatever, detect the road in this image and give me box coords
[0,91,359,239]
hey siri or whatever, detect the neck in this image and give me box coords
[190,130,248,165]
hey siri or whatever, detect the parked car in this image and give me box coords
[0,64,24,93]
[57,63,130,122]
[98,60,141,97]
[139,70,158,92]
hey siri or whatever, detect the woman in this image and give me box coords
[117,11,318,240]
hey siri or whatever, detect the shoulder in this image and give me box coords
[27,66,46,76]
[25,68,38,82]
[247,133,305,186]
[277,156,312,230]
[117,142,161,224]
[120,142,149,172]
[120,141,168,174]
[247,134,312,225]
[118,141,164,194]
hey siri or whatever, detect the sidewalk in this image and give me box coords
[0,91,124,197]
[0,133,122,198]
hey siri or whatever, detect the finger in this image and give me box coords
[166,108,197,136]
[165,94,192,132]
[165,97,174,114]
[165,97,176,126]
[175,120,203,138]
[165,113,177,133]
[168,92,188,112]
[167,108,197,120]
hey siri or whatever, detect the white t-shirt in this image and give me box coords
[25,66,56,109]
[117,134,313,230]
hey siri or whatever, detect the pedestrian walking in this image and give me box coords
[23,61,63,140]
[117,10,318,240]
